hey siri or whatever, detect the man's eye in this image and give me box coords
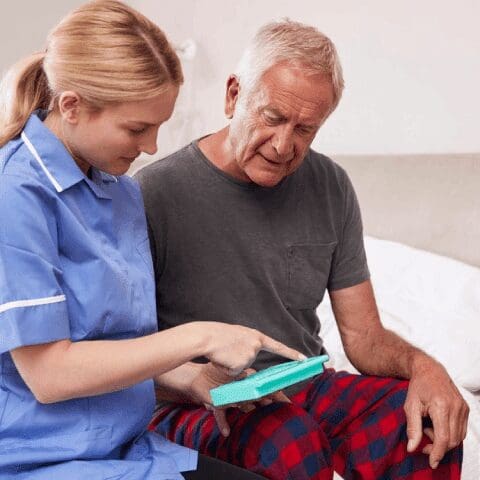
[297,126,314,135]
[128,127,147,135]
[264,115,280,124]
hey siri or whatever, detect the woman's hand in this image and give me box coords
[196,322,305,376]
[188,362,291,437]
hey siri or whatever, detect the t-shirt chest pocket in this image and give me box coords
[285,242,337,310]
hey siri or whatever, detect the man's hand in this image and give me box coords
[188,362,290,437]
[404,357,469,469]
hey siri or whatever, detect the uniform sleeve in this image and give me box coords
[327,169,370,291]
[0,175,70,354]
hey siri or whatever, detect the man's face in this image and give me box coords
[226,62,335,187]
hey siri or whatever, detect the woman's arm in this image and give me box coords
[11,321,303,404]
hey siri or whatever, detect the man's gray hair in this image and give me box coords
[234,19,344,110]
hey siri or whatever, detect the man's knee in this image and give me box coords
[232,402,333,479]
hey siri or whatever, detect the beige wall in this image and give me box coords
[3,0,479,159]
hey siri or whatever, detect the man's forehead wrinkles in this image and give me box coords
[261,93,326,125]
[262,85,326,111]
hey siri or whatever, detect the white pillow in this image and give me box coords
[318,236,480,392]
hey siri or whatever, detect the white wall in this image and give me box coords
[0,1,86,71]
[3,1,479,157]
[135,0,480,156]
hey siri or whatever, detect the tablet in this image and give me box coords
[210,354,329,407]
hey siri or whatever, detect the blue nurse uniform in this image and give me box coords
[0,112,197,478]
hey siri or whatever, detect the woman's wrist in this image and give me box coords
[182,321,216,359]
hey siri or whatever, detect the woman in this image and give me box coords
[0,2,302,478]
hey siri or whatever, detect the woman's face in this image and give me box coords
[65,85,179,176]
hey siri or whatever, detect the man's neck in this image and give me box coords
[197,127,250,183]
[197,127,229,168]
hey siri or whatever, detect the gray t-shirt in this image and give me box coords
[135,141,369,372]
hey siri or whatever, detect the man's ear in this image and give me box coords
[224,75,240,119]
[57,91,82,125]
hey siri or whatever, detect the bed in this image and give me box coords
[320,154,480,479]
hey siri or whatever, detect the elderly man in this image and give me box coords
[136,20,467,480]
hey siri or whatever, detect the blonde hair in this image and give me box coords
[235,19,344,110]
[0,0,183,147]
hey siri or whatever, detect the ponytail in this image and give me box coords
[0,52,51,147]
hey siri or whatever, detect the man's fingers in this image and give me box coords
[404,401,423,452]
[238,403,256,413]
[260,335,306,361]
[212,408,230,437]
[422,427,435,454]
[268,390,291,403]
[257,390,290,406]
[428,408,450,469]
[422,444,433,455]
[449,407,462,449]
[424,427,434,442]
[450,398,469,447]
[461,404,469,442]
[450,383,469,445]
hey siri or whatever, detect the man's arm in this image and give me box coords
[329,279,469,469]
[330,279,423,377]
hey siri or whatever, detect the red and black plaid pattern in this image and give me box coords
[149,369,462,479]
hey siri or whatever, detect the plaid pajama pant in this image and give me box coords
[149,369,463,479]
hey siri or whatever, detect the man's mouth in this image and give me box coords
[260,154,289,166]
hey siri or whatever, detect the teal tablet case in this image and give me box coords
[210,354,329,407]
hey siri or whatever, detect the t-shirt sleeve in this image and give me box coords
[0,175,70,354]
[327,169,370,291]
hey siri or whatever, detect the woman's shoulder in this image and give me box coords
[0,171,58,223]
[1,136,58,194]
[1,136,27,174]
[0,141,60,220]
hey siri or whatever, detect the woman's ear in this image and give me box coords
[57,91,82,124]
[224,75,240,119]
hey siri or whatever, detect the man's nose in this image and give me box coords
[271,126,294,160]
